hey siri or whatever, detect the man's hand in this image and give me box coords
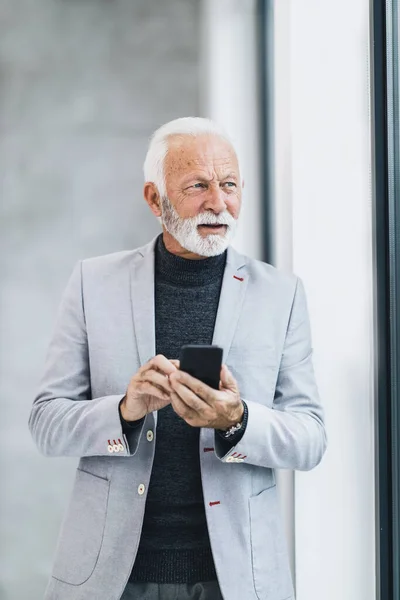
[120,355,179,422]
[168,364,244,430]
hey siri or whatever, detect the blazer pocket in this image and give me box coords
[52,469,110,585]
[249,486,294,600]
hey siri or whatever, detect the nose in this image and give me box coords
[203,184,227,213]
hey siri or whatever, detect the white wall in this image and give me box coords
[272,1,375,599]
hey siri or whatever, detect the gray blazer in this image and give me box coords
[29,235,327,600]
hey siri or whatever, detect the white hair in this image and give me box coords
[143,116,240,197]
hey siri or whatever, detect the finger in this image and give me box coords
[139,381,170,401]
[145,355,178,376]
[153,354,180,375]
[170,391,199,423]
[219,364,238,392]
[169,359,180,368]
[169,377,209,414]
[169,370,215,406]
[142,370,173,394]
[141,355,178,377]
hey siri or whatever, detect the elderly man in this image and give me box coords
[29,117,327,600]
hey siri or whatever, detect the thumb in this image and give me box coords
[219,364,237,391]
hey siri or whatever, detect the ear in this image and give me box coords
[242,178,245,189]
[144,182,162,217]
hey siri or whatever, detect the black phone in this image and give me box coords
[178,345,223,390]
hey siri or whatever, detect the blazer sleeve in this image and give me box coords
[28,261,146,457]
[214,276,327,470]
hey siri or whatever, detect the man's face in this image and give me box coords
[159,134,242,257]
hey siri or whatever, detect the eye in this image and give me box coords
[193,182,206,189]
[223,181,236,188]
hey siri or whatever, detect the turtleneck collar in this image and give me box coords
[154,233,227,287]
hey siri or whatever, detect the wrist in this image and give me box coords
[219,400,247,438]
[227,401,244,428]
[220,401,244,433]
[119,396,146,423]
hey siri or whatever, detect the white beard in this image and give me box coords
[159,195,238,257]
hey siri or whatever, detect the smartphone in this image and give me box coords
[179,345,223,390]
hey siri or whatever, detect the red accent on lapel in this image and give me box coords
[233,275,244,281]
[203,447,214,452]
[209,501,221,507]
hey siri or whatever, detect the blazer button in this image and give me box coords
[108,445,114,453]
[113,444,119,452]
[138,484,146,495]
[146,430,154,442]
[226,456,234,462]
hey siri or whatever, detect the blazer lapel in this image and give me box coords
[212,245,248,363]
[130,235,248,361]
[130,235,158,368]
[203,244,248,449]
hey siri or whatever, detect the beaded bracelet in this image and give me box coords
[223,421,243,438]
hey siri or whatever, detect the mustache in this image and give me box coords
[160,196,235,226]
[196,219,230,226]
[191,212,234,226]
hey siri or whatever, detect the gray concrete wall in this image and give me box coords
[0,1,199,597]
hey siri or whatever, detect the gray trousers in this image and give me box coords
[120,581,224,600]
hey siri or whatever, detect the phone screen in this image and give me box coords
[179,345,223,390]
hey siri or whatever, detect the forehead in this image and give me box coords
[164,134,239,177]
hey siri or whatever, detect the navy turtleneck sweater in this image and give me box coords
[121,233,248,584]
